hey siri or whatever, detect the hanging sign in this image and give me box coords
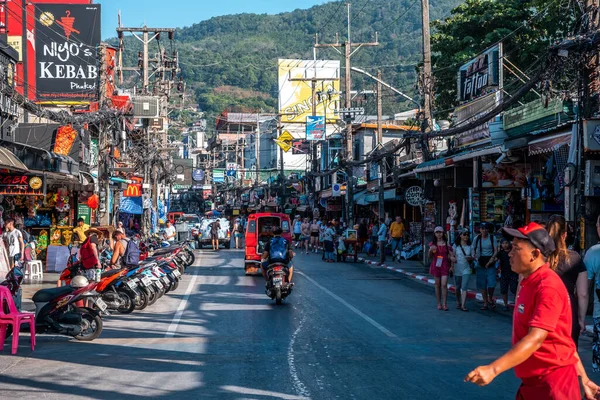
[306,116,325,141]
[123,184,142,197]
[0,174,45,195]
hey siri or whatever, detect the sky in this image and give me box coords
[97,0,333,39]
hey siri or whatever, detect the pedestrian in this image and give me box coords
[389,216,405,263]
[473,222,498,310]
[546,214,588,349]
[210,219,221,250]
[358,218,368,250]
[301,217,311,255]
[428,226,453,311]
[2,218,23,269]
[586,214,600,372]
[73,217,90,243]
[376,218,387,266]
[310,218,320,253]
[322,222,336,263]
[164,220,177,243]
[451,228,472,311]
[233,218,244,249]
[465,222,600,400]
[292,215,302,248]
[369,218,378,256]
[497,239,518,311]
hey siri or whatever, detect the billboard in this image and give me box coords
[278,59,340,124]
[457,44,501,103]
[35,4,101,102]
[306,116,325,140]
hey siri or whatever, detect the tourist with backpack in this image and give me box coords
[79,228,103,277]
[261,227,294,283]
[110,230,140,269]
[473,222,498,310]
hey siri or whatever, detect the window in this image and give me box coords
[281,220,290,232]
[248,220,256,233]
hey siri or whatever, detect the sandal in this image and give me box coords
[480,306,489,310]
[442,305,449,311]
[437,304,442,310]
[456,304,462,309]
[461,307,469,312]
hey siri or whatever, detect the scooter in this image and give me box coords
[265,263,293,305]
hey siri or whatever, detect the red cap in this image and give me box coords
[502,222,556,257]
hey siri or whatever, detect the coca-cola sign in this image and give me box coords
[457,44,501,103]
[35,4,101,102]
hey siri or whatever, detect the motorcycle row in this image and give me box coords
[1,238,195,344]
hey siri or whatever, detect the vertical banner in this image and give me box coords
[35,4,101,102]
[306,116,325,141]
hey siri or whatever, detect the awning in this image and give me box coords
[79,171,97,186]
[528,131,571,155]
[354,190,369,206]
[364,189,396,203]
[452,145,502,162]
[119,196,143,215]
[0,147,28,172]
[414,157,453,173]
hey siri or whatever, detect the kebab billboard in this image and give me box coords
[35,3,101,103]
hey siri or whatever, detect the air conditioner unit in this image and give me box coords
[131,96,159,118]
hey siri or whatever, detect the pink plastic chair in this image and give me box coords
[0,286,36,354]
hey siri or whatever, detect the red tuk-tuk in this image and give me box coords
[244,212,292,275]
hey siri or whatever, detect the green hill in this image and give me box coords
[113,0,464,129]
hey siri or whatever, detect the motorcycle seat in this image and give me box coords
[32,286,74,303]
[101,269,122,278]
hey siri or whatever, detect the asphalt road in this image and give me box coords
[0,249,595,399]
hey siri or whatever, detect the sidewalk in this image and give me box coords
[18,272,60,311]
[353,252,596,335]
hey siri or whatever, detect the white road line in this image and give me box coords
[165,257,200,338]
[287,314,311,398]
[297,270,398,339]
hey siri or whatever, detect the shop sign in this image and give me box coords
[292,139,311,154]
[481,163,530,188]
[458,44,501,103]
[0,174,45,195]
[172,184,191,191]
[213,169,225,183]
[77,204,91,224]
[123,184,142,197]
[35,4,101,102]
[306,116,325,141]
[503,98,563,131]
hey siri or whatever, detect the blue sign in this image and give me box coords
[226,170,237,177]
[192,169,205,182]
[306,116,325,141]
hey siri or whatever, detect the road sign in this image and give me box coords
[334,107,365,115]
[192,169,205,182]
[227,163,237,171]
[332,183,341,197]
[276,131,294,152]
[226,170,237,177]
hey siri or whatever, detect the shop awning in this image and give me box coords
[414,157,453,173]
[119,196,143,215]
[354,190,369,206]
[452,145,502,162]
[79,171,97,186]
[364,189,396,203]
[528,131,572,155]
[0,147,28,172]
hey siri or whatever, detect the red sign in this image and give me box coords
[0,174,45,195]
[123,184,141,197]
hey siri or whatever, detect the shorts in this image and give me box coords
[454,274,471,292]
[311,232,319,238]
[211,233,218,240]
[500,270,518,295]
[293,233,301,241]
[234,232,243,239]
[476,267,497,290]
[516,364,581,400]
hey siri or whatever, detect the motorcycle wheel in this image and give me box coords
[156,284,166,298]
[275,287,282,305]
[171,278,180,292]
[146,287,159,306]
[73,308,103,341]
[134,289,149,311]
[116,290,136,314]
[185,250,195,267]
[178,265,185,276]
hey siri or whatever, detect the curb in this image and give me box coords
[355,256,595,334]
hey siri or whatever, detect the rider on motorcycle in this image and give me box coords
[261,227,294,283]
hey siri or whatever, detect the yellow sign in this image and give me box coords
[7,36,22,62]
[278,59,340,124]
[275,131,294,153]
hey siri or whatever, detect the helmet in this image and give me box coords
[71,275,90,288]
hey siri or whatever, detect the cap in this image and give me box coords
[480,222,491,229]
[434,226,444,233]
[458,228,470,234]
[502,222,556,257]
[84,228,103,237]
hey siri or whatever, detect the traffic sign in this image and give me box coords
[275,131,294,152]
[192,169,205,182]
[332,183,341,197]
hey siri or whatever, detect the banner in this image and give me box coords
[278,59,340,123]
[213,169,225,183]
[0,174,44,195]
[306,116,325,141]
[457,44,501,103]
[35,4,101,102]
[292,139,310,155]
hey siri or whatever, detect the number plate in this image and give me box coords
[155,280,163,289]
[273,277,282,286]
[126,280,137,289]
[162,276,170,285]
[173,270,181,278]
[141,276,152,287]
[95,298,108,312]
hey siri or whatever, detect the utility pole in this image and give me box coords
[421,0,434,160]
[314,3,379,226]
[377,70,385,219]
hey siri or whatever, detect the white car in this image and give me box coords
[197,218,231,249]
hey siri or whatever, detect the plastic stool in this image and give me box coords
[25,261,43,279]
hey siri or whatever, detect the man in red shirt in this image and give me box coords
[465,222,600,399]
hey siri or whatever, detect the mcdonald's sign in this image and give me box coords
[123,184,142,197]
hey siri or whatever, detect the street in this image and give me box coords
[2,248,578,399]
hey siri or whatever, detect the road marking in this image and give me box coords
[165,257,200,338]
[288,313,311,398]
[297,270,398,339]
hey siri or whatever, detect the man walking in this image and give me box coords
[389,216,405,263]
[2,218,23,269]
[377,218,387,266]
[466,222,600,400]
[473,222,497,310]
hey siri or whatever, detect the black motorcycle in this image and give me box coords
[265,263,293,305]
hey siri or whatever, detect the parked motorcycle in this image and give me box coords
[265,263,293,305]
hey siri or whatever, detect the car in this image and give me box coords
[197,217,231,249]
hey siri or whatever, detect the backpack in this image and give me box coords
[123,238,140,266]
[237,223,243,233]
[79,238,99,269]
[269,236,288,262]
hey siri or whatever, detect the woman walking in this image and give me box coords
[497,239,517,311]
[301,218,311,255]
[428,226,453,311]
[322,222,336,263]
[310,218,320,253]
[451,229,472,311]
[547,214,588,349]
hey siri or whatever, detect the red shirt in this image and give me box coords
[512,264,578,379]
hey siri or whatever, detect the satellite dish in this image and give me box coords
[405,186,424,207]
